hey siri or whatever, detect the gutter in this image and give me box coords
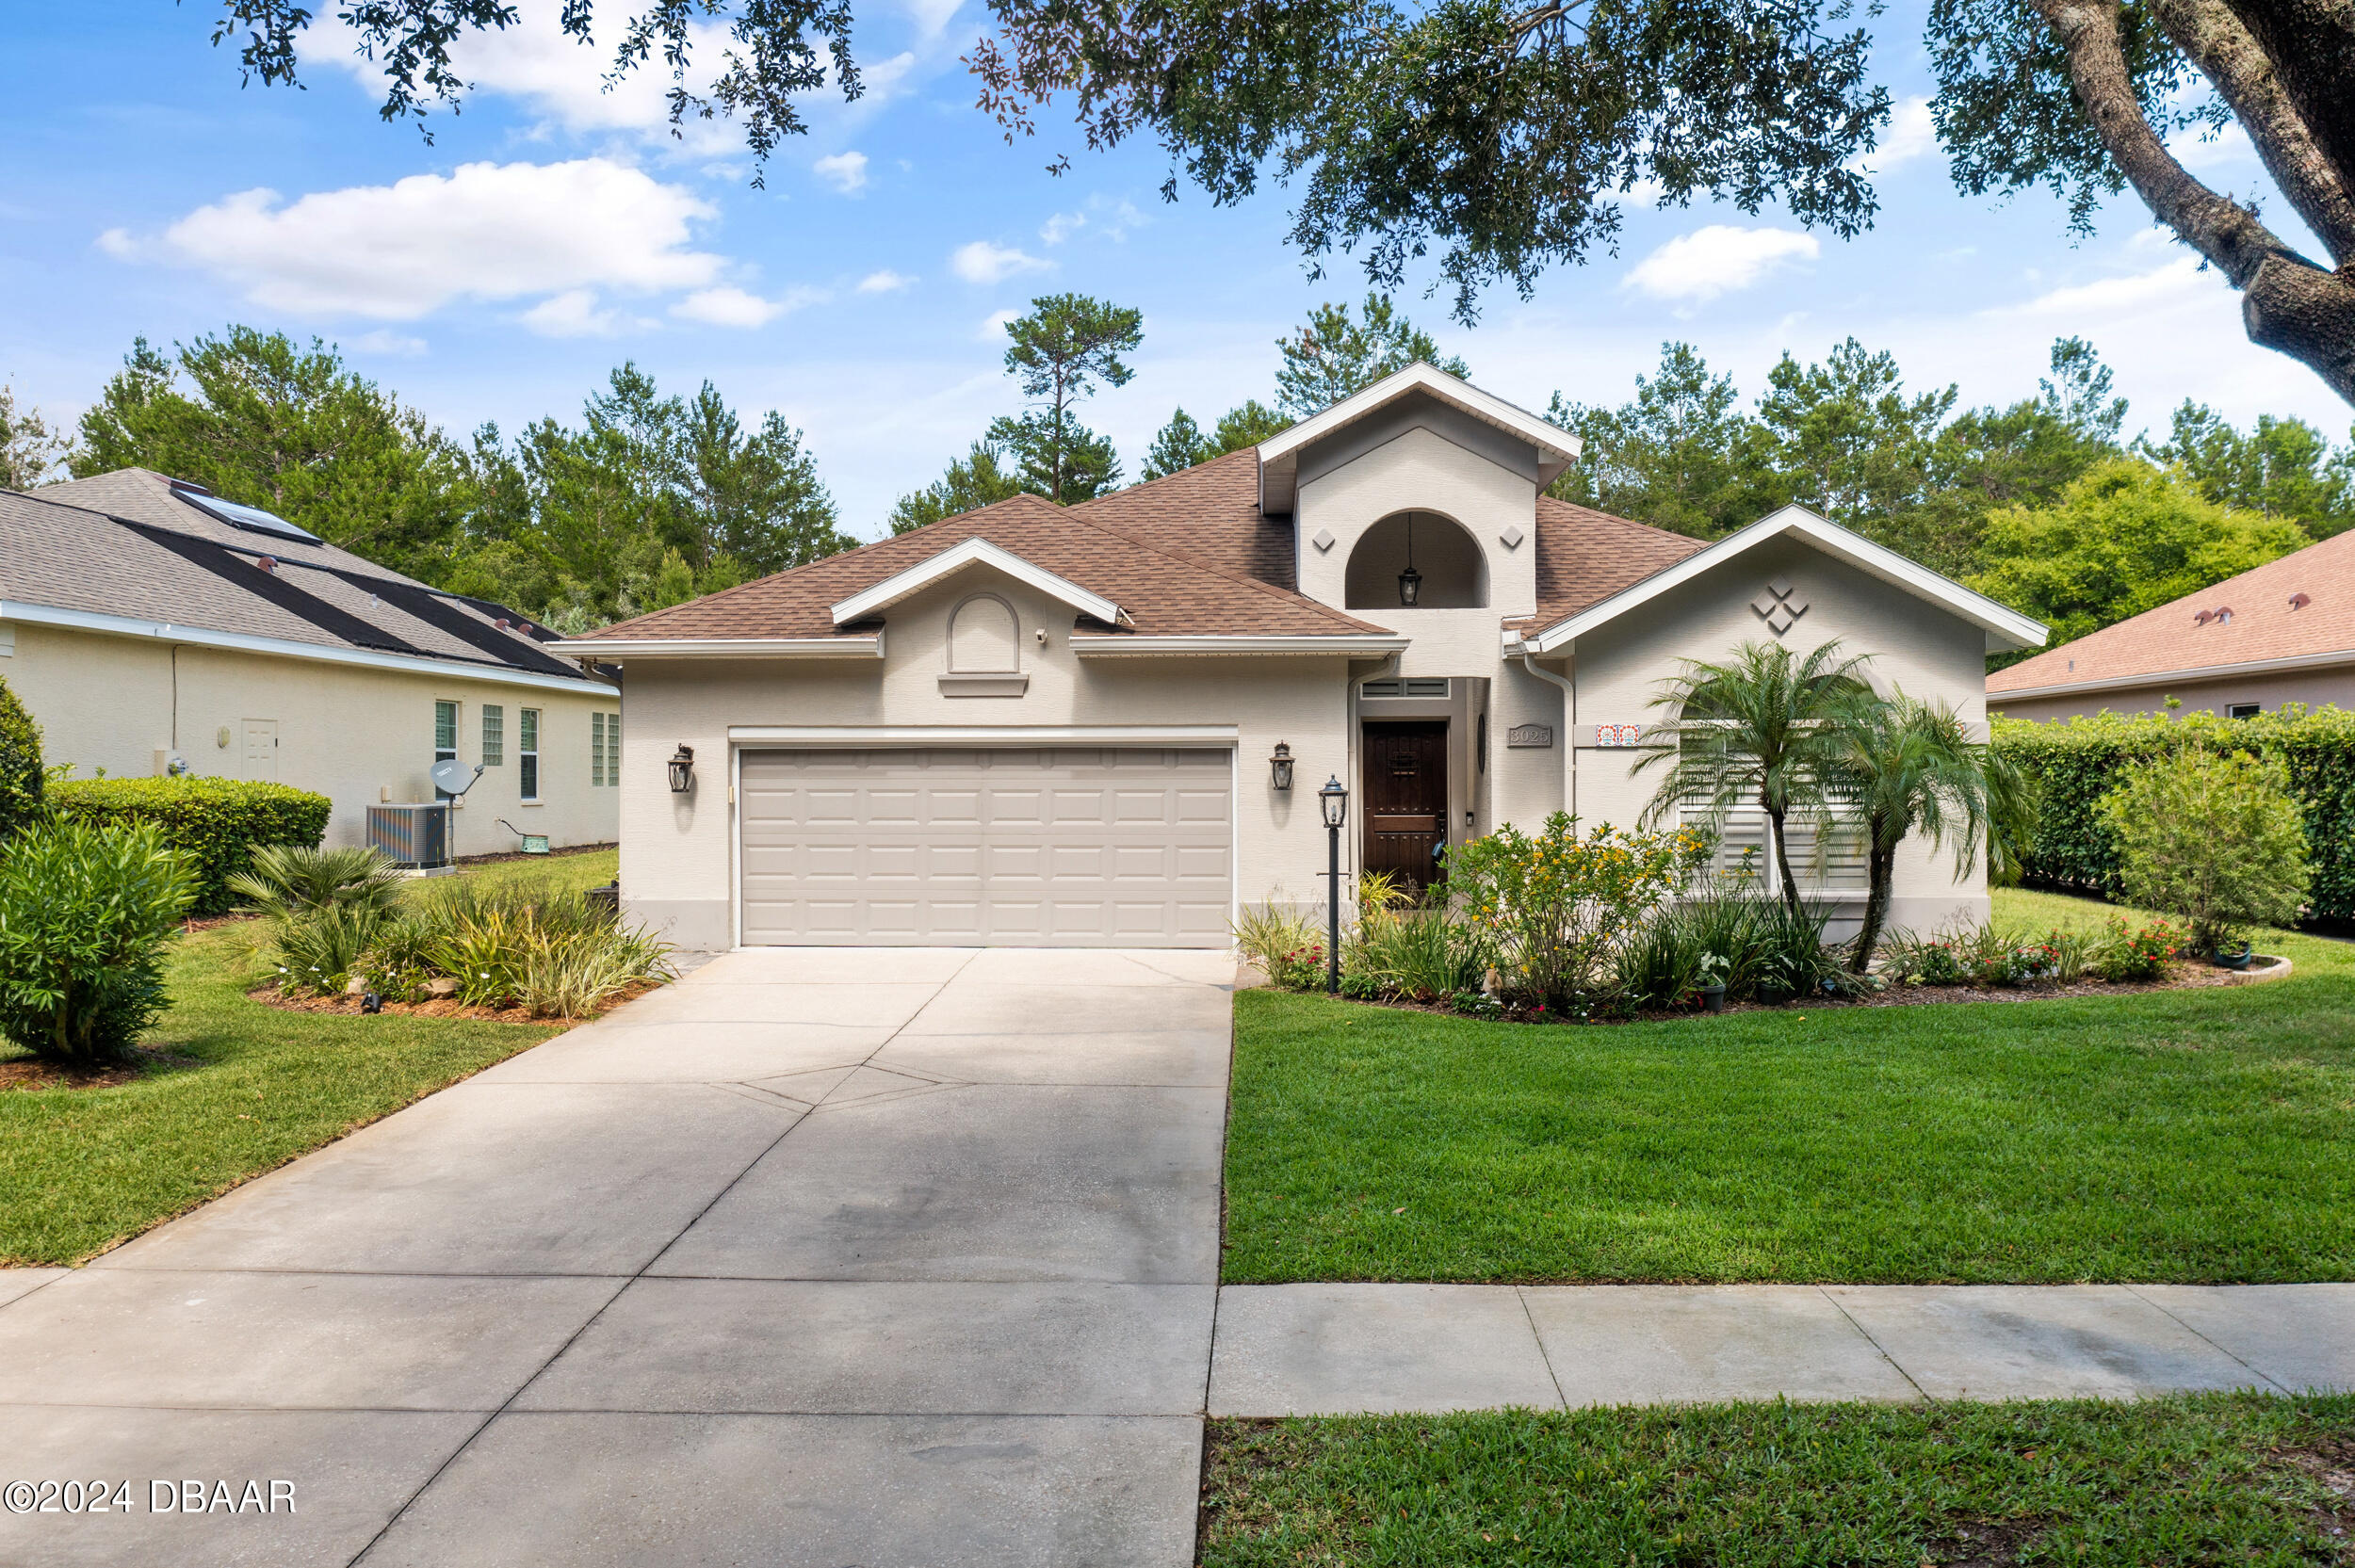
[1071,634,1410,656]
[1517,644,1579,817]
[546,634,885,660]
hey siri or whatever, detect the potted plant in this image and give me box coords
[1695,950,1729,1013]
[2212,937,2254,970]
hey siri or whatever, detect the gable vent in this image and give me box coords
[1362,677,1450,699]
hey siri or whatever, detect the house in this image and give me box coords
[1990,526,2355,721]
[0,468,620,856]
[553,366,2043,951]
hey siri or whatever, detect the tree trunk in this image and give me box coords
[1852,843,1899,974]
[2216,0,2355,202]
[1767,807,1803,919]
[2035,0,2355,404]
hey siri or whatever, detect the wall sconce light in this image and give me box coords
[1268,742,1294,791]
[666,744,695,793]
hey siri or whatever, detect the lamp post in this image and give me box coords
[1318,774,1349,994]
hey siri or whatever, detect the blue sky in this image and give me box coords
[3,1,2343,537]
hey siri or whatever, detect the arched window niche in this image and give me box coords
[1343,510,1488,609]
[948,593,1020,672]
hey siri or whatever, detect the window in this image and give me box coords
[592,710,621,786]
[2229,703,2261,719]
[433,700,458,800]
[481,704,504,767]
[519,709,540,800]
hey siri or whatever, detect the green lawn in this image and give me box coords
[1223,892,2355,1285]
[1198,1395,2355,1567]
[0,848,621,1266]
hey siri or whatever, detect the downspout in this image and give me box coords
[1517,645,1576,820]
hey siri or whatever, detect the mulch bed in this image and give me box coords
[1333,956,2284,1027]
[246,978,662,1026]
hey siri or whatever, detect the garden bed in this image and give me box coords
[247,976,662,1026]
[1319,952,2293,1026]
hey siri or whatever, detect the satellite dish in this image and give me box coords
[431,759,484,797]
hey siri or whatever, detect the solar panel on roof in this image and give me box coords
[171,486,323,545]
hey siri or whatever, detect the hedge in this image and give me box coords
[0,671,41,842]
[1992,706,2355,921]
[51,777,333,915]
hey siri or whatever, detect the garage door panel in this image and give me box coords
[739,747,1231,946]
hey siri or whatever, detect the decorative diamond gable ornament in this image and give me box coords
[1311,527,1336,553]
[1750,577,1810,638]
[1499,523,1525,549]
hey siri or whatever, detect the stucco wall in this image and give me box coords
[1564,537,1994,936]
[616,563,1363,950]
[2,621,619,857]
[1990,664,2355,723]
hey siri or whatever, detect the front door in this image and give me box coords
[241,719,279,782]
[1362,721,1448,897]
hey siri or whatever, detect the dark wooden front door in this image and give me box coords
[1362,721,1448,896]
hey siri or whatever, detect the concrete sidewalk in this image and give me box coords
[1209,1282,2355,1414]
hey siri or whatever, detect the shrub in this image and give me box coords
[1444,813,1708,1005]
[1993,706,2354,921]
[2098,750,2311,953]
[512,918,674,1019]
[228,844,404,920]
[1352,909,1491,1001]
[0,671,43,842]
[53,777,331,915]
[2089,914,2183,980]
[0,818,195,1062]
[1232,897,1327,991]
[269,904,388,996]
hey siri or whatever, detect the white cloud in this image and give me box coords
[976,308,1020,342]
[857,269,916,294]
[521,289,625,337]
[950,240,1053,285]
[814,151,869,194]
[350,329,429,356]
[901,0,963,39]
[114,159,723,320]
[1850,96,1937,175]
[671,284,824,328]
[1990,255,2208,318]
[2171,121,2254,172]
[1623,225,1821,304]
[1040,211,1084,245]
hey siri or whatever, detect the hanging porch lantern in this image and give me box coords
[1398,511,1422,606]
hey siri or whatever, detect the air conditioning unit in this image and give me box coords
[366,803,451,870]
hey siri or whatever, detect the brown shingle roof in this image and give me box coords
[578,477,1389,641]
[1989,528,2355,693]
[573,454,1712,643]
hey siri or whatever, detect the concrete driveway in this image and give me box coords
[0,947,1235,1567]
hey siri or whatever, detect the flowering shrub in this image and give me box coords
[2091,915,2183,981]
[1442,813,1710,1006]
[1232,897,1329,991]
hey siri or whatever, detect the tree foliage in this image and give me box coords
[996,293,1142,504]
[1968,460,2310,663]
[1546,345,1788,541]
[0,672,43,844]
[1824,695,2003,969]
[74,328,477,583]
[1274,294,1468,419]
[2100,749,2310,952]
[198,0,2355,400]
[2143,400,2355,538]
[1140,399,1292,479]
[0,384,73,490]
[889,442,1031,534]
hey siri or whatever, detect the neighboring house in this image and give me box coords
[1990,527,2355,722]
[555,365,2043,951]
[0,468,620,856]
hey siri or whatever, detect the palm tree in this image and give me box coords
[1827,696,2003,971]
[1634,639,1874,918]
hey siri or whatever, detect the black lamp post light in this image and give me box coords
[1319,773,1349,994]
[667,744,696,793]
[1397,511,1422,606]
[1268,742,1294,791]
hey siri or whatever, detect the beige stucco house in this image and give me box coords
[1,469,620,857]
[556,366,2045,951]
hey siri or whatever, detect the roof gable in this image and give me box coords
[830,535,1128,626]
[1256,364,1583,513]
[1518,504,2047,655]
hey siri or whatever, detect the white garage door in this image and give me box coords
[739,747,1233,946]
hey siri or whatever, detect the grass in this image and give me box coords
[1223,890,2355,1285]
[1198,1395,2355,1566]
[0,848,620,1266]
